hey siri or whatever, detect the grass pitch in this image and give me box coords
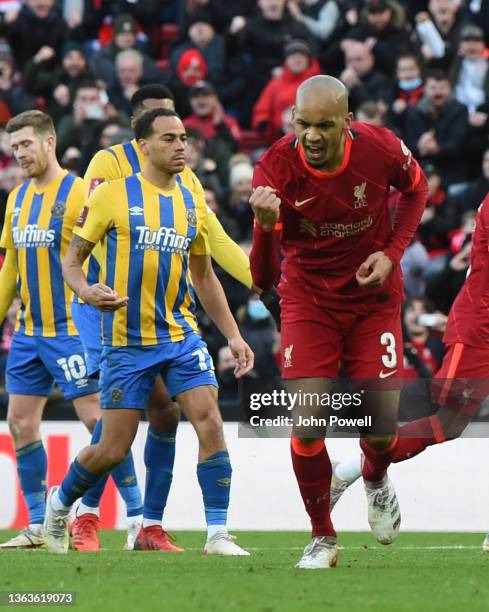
[0,531,488,611]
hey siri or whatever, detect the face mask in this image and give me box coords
[399,78,423,91]
[247,300,270,321]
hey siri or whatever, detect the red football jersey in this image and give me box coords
[443,193,489,348]
[252,122,424,308]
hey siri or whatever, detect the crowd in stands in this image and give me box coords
[2,0,489,408]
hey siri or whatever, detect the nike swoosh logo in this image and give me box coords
[295,197,315,207]
[379,370,398,379]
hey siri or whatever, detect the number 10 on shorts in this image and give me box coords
[56,354,87,381]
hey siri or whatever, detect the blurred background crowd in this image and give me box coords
[1,0,489,416]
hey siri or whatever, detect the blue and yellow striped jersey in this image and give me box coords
[83,139,253,289]
[74,172,210,346]
[0,171,82,336]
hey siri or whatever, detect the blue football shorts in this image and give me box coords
[71,302,102,377]
[99,332,218,409]
[6,332,99,399]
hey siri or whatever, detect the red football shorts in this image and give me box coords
[432,343,489,416]
[280,296,403,380]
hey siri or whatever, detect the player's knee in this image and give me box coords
[81,414,99,433]
[146,401,180,433]
[363,434,395,451]
[197,407,223,439]
[7,413,38,446]
[96,444,128,470]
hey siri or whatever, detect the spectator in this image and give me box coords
[387,53,425,122]
[170,48,208,118]
[344,0,412,76]
[90,13,164,89]
[402,296,446,379]
[447,147,489,225]
[108,49,145,116]
[171,9,225,86]
[417,163,453,258]
[252,38,321,141]
[22,41,93,124]
[339,40,391,112]
[426,210,475,310]
[401,71,469,185]
[356,100,384,124]
[185,126,224,199]
[286,0,342,44]
[190,0,257,34]
[225,155,254,242]
[56,80,129,165]
[463,0,489,44]
[451,24,489,115]
[0,0,69,70]
[184,80,241,183]
[414,0,467,70]
[237,294,280,380]
[0,43,37,122]
[228,0,314,112]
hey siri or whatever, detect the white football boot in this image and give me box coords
[204,532,250,556]
[295,536,339,569]
[0,525,44,548]
[124,517,142,550]
[364,476,401,544]
[43,487,70,554]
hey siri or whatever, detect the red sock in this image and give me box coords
[290,437,335,538]
[392,415,445,463]
[360,435,398,483]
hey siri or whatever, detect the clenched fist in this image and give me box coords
[249,186,281,232]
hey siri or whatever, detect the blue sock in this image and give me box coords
[59,460,102,507]
[143,427,176,521]
[16,441,47,525]
[111,453,143,518]
[197,451,232,526]
[81,419,109,509]
[80,419,143,516]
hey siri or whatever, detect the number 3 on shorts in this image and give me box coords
[380,332,397,369]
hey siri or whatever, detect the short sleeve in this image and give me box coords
[190,195,211,256]
[0,190,17,249]
[84,149,122,197]
[386,131,422,194]
[252,154,280,191]
[64,178,86,231]
[73,182,114,245]
[184,166,205,198]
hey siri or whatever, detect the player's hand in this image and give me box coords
[81,283,129,311]
[228,336,254,378]
[356,251,393,289]
[249,186,281,232]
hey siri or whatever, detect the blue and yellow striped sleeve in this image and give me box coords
[73,182,114,245]
[206,209,252,288]
[84,149,123,197]
[190,195,211,256]
[0,189,17,249]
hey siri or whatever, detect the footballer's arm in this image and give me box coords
[0,249,18,324]
[62,235,128,311]
[189,253,254,377]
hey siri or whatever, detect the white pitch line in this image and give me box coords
[185,545,483,552]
